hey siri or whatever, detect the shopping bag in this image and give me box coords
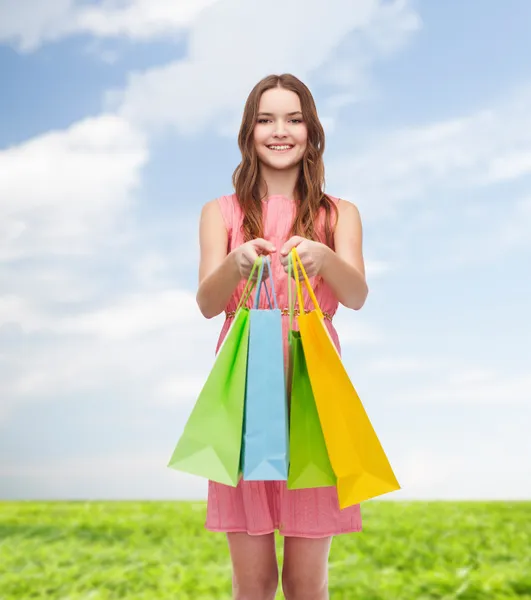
[166,259,260,486]
[292,248,401,507]
[287,251,336,489]
[241,256,289,481]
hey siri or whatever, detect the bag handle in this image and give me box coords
[236,257,261,312]
[287,252,297,331]
[253,257,272,309]
[291,248,324,320]
[253,256,278,310]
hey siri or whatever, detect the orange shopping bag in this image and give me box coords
[291,248,401,507]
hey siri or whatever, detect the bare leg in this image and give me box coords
[281,535,333,600]
[226,532,278,600]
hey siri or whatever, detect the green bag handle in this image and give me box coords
[236,256,262,312]
[287,252,296,332]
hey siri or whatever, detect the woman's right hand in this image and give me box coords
[231,238,276,281]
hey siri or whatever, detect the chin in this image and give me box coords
[258,151,304,171]
[266,159,300,171]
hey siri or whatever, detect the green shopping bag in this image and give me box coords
[167,259,260,486]
[286,253,336,490]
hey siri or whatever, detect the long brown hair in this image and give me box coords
[232,74,338,247]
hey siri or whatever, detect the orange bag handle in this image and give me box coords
[291,248,323,320]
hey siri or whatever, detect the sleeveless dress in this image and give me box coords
[205,193,363,538]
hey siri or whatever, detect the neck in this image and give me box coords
[258,163,300,200]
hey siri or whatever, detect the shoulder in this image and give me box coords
[337,198,361,217]
[331,198,363,242]
[201,194,239,231]
[325,194,361,219]
[201,193,238,213]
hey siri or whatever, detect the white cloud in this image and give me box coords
[394,445,531,500]
[328,86,531,221]
[357,351,531,407]
[0,114,148,261]
[0,0,73,52]
[0,284,203,340]
[486,152,531,183]
[394,451,464,497]
[0,0,220,51]
[497,197,531,247]
[366,356,430,375]
[0,278,384,417]
[430,195,531,269]
[0,451,208,500]
[0,264,100,304]
[0,284,226,423]
[4,432,529,501]
[333,307,384,346]
[365,259,393,277]
[154,376,208,407]
[396,369,531,406]
[111,0,420,135]
[73,0,219,40]
[131,251,174,287]
[57,290,198,339]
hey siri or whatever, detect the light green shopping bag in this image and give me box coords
[167,259,261,487]
[286,253,336,490]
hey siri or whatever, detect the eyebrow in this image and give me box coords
[257,111,303,117]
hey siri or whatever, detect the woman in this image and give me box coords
[196,73,368,600]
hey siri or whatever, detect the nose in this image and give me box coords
[273,120,287,137]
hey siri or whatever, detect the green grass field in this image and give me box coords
[1,500,529,599]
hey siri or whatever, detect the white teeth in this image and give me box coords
[269,145,292,151]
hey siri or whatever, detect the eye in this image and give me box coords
[290,119,303,124]
[257,118,271,124]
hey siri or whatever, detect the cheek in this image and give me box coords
[252,129,260,148]
[253,126,269,146]
[297,127,308,147]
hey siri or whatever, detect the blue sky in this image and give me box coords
[1,0,530,502]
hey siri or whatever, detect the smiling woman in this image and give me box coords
[194,73,368,600]
[231,74,339,250]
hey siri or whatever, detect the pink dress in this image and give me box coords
[205,193,363,538]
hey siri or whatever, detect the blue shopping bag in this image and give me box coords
[241,256,289,481]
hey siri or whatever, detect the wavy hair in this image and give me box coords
[232,74,338,247]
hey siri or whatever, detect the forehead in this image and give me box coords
[258,88,302,114]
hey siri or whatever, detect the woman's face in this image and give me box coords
[253,87,308,172]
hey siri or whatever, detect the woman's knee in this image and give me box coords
[281,535,331,600]
[233,571,279,600]
[281,570,328,600]
[227,532,279,600]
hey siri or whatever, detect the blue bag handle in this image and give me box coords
[253,256,278,309]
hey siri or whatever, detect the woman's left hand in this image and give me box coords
[279,236,329,278]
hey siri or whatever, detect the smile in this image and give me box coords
[267,145,294,152]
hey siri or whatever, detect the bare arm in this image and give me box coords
[320,199,368,310]
[196,200,276,319]
[196,201,240,319]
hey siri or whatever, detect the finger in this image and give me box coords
[243,248,259,266]
[280,236,305,256]
[251,238,276,254]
